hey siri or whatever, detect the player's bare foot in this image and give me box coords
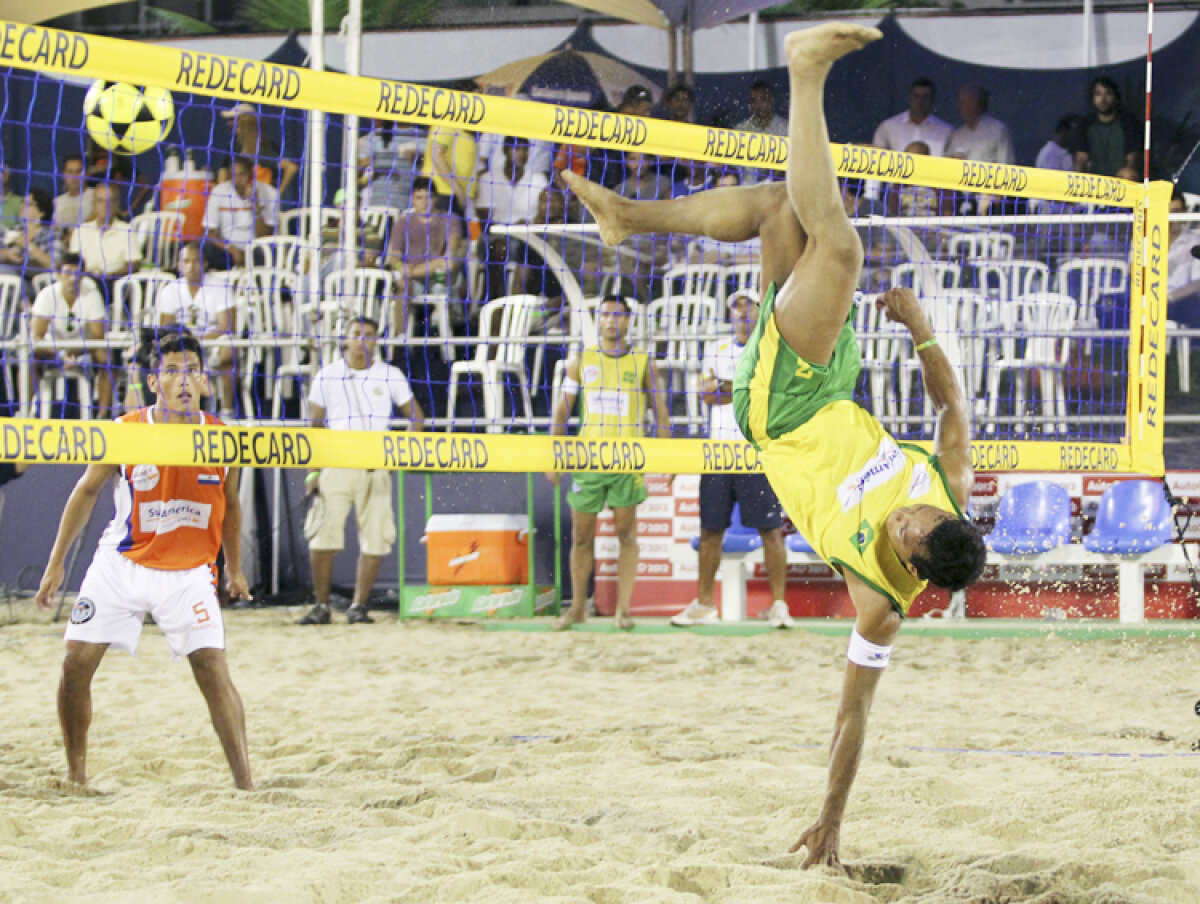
[561,171,631,246]
[784,22,881,73]
[614,611,635,631]
[553,605,587,630]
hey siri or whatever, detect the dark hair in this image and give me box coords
[60,251,81,268]
[411,176,434,194]
[232,155,255,174]
[61,153,84,169]
[749,79,773,96]
[599,294,632,314]
[910,518,987,592]
[1055,113,1083,134]
[350,315,379,333]
[1090,76,1121,105]
[910,77,937,97]
[181,240,203,256]
[152,329,204,370]
[667,83,694,102]
[28,187,53,223]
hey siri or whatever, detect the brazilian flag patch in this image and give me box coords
[850,519,874,553]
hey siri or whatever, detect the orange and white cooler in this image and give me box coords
[159,155,211,240]
[423,514,530,585]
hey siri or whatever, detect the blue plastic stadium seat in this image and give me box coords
[785,530,815,554]
[1082,479,1174,554]
[987,480,1071,554]
[689,503,763,553]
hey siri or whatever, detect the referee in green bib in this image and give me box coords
[548,296,672,630]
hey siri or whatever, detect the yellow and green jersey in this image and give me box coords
[577,345,648,438]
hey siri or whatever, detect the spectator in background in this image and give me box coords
[594,86,655,187]
[30,253,112,417]
[1036,114,1085,171]
[656,83,697,124]
[1077,76,1141,177]
[421,80,479,218]
[358,118,421,214]
[1,189,60,297]
[384,177,467,331]
[156,242,237,418]
[612,151,672,299]
[52,154,94,242]
[737,80,787,136]
[1167,190,1200,327]
[477,137,549,301]
[670,290,792,630]
[68,182,141,299]
[218,103,299,199]
[873,78,952,157]
[202,156,278,270]
[1,162,21,231]
[946,84,1013,164]
[299,316,424,627]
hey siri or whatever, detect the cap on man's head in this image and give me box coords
[620,85,653,107]
[221,102,256,119]
[727,289,760,310]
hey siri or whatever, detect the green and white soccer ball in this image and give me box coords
[83,80,175,156]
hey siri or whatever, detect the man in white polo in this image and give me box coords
[299,316,424,625]
[156,241,238,418]
[202,155,277,270]
[670,290,792,629]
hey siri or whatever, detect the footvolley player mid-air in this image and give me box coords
[564,22,986,868]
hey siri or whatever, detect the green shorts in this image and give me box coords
[733,286,862,448]
[566,473,647,514]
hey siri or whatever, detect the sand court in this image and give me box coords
[1,611,1199,903]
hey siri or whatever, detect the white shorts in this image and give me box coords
[307,468,396,556]
[65,546,226,659]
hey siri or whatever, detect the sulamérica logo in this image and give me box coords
[70,598,96,624]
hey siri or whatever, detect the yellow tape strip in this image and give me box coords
[0,19,1146,206]
[0,419,1133,474]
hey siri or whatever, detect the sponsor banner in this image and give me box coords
[400,584,557,618]
[675,499,701,517]
[637,496,675,518]
[595,518,674,538]
[0,20,1154,206]
[595,537,673,559]
[674,516,700,541]
[596,559,673,578]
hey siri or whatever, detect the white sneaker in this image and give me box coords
[768,600,794,629]
[670,600,719,627]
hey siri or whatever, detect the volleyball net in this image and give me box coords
[0,21,1171,477]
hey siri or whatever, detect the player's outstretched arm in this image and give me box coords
[36,463,118,609]
[877,288,972,506]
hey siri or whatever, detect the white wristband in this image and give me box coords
[847,629,892,669]
[561,377,580,396]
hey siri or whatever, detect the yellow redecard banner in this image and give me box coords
[0,419,1134,474]
[0,19,1143,205]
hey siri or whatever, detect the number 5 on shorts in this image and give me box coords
[193,601,211,624]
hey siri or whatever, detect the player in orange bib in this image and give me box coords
[36,331,253,791]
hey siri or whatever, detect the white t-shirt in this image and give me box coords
[307,358,414,432]
[32,279,107,342]
[1168,229,1200,296]
[69,219,141,275]
[946,114,1014,164]
[873,111,953,157]
[1036,140,1075,172]
[476,168,549,227]
[156,277,234,335]
[702,335,746,441]
[475,134,554,180]
[202,180,278,251]
[53,188,94,234]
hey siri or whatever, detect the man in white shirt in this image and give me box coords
[52,154,93,241]
[299,316,425,626]
[477,137,549,301]
[69,182,141,284]
[669,291,792,629]
[946,85,1013,165]
[157,241,237,416]
[873,78,953,157]
[202,156,277,270]
[1035,114,1083,172]
[30,252,112,416]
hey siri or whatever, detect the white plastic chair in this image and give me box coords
[946,231,1015,261]
[321,267,397,355]
[0,275,31,416]
[659,263,726,306]
[1054,257,1128,340]
[278,206,343,241]
[722,262,762,303]
[890,261,962,296]
[240,267,310,420]
[110,270,177,351]
[248,235,313,276]
[985,291,1080,435]
[646,294,717,434]
[446,295,535,432]
[131,211,184,273]
[971,259,1051,302]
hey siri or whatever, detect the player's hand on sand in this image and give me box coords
[789,819,842,870]
[877,287,930,335]
[226,569,251,602]
[35,563,64,610]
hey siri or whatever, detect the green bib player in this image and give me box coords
[548,295,672,631]
[564,22,986,869]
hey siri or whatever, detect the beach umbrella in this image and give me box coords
[476,44,660,110]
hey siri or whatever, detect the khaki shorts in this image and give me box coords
[308,468,397,556]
